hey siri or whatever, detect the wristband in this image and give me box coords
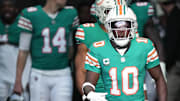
[82,82,95,93]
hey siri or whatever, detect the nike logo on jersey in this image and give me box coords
[103,58,110,66]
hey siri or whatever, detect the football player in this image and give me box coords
[75,0,116,96]
[82,4,167,101]
[0,0,31,101]
[13,0,79,101]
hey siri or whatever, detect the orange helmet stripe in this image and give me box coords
[117,0,121,5]
[119,5,122,15]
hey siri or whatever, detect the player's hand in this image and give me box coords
[82,94,87,101]
[86,91,108,101]
[13,80,23,95]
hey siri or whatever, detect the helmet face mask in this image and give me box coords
[108,20,135,47]
[97,6,112,23]
[111,21,132,40]
[104,8,111,15]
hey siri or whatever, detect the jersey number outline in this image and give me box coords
[42,27,66,53]
[136,38,148,43]
[109,66,139,96]
[82,23,95,27]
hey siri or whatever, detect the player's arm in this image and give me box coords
[82,71,107,101]
[83,71,99,95]
[13,32,32,95]
[75,43,88,95]
[82,50,107,101]
[148,65,167,101]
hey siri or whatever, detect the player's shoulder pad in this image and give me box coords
[64,6,77,12]
[135,2,148,6]
[64,6,78,16]
[81,23,96,28]
[93,40,106,48]
[135,37,149,43]
[135,37,154,46]
[23,6,39,13]
[64,6,75,9]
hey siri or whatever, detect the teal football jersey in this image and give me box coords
[85,37,160,101]
[130,2,154,37]
[0,16,21,45]
[75,23,109,92]
[18,5,78,70]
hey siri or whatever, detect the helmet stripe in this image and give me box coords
[124,5,126,15]
[116,5,118,16]
[120,0,122,5]
[115,0,127,5]
[119,5,122,15]
[115,0,121,5]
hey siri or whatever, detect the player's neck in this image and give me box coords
[43,2,59,14]
[110,40,130,49]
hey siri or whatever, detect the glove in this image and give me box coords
[86,91,108,101]
[9,93,24,101]
[82,94,87,101]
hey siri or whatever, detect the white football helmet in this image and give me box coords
[95,0,116,24]
[105,4,137,47]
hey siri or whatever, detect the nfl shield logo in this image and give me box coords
[103,58,110,66]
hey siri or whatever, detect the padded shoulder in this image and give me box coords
[135,37,154,49]
[26,7,38,12]
[64,6,75,9]
[81,23,96,28]
[135,37,149,44]
[23,6,39,13]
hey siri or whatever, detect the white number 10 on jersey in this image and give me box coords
[109,66,139,96]
[42,27,66,53]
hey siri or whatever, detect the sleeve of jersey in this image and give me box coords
[18,9,33,33]
[72,9,79,29]
[146,40,160,69]
[75,27,85,44]
[85,51,101,73]
[148,4,154,17]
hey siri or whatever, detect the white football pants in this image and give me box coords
[30,67,73,101]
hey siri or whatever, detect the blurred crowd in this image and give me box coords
[0,0,180,101]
